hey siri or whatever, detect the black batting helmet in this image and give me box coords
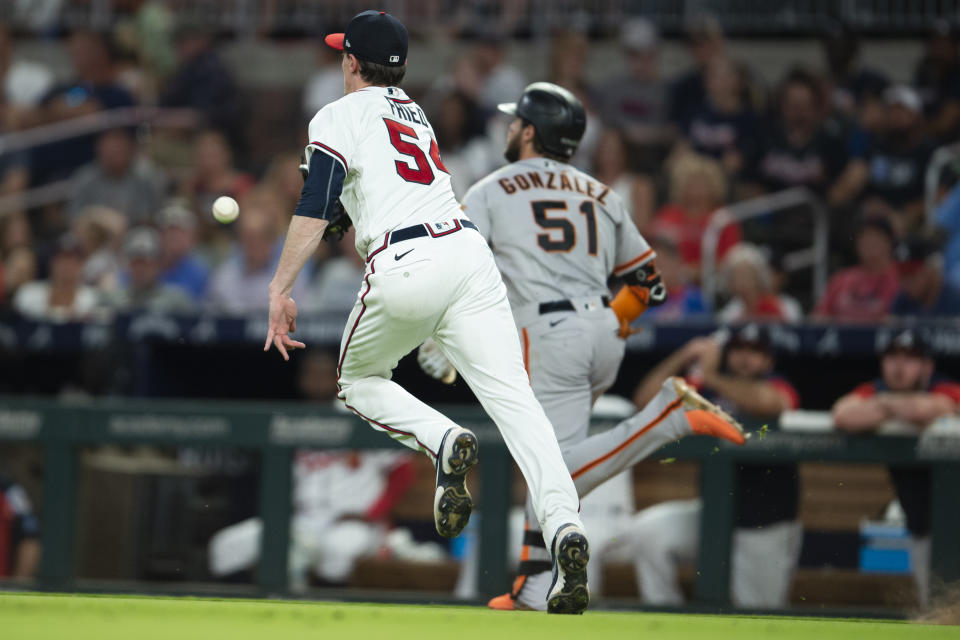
[498,82,586,159]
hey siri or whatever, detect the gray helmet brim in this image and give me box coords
[497,102,518,116]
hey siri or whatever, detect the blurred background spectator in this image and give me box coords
[814,217,899,322]
[67,127,166,224]
[631,325,801,608]
[157,200,208,301]
[13,232,98,321]
[716,244,802,323]
[832,329,960,606]
[105,226,194,313]
[0,468,41,580]
[891,235,960,318]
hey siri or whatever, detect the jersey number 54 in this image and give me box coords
[384,119,449,185]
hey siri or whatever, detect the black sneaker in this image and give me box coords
[546,524,590,614]
[433,427,479,538]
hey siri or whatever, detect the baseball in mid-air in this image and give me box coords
[212,196,239,224]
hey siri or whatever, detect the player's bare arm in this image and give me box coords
[265,215,329,360]
[831,393,891,431]
[874,392,958,426]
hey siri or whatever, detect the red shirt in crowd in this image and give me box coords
[813,265,899,322]
[652,205,742,270]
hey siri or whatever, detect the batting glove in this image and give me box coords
[417,337,457,384]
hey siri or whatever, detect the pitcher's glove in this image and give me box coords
[324,201,353,242]
[417,337,457,384]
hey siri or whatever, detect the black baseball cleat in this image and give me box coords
[546,524,590,614]
[433,427,479,538]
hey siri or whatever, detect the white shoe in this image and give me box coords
[433,427,479,538]
[546,524,590,614]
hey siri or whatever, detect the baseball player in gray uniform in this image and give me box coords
[418,82,746,611]
[264,12,589,614]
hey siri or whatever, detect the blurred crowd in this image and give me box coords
[1,13,960,325]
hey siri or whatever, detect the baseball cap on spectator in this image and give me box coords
[883,84,922,115]
[125,227,161,258]
[622,18,658,52]
[882,328,931,358]
[158,201,196,230]
[324,10,407,67]
[896,235,939,275]
[726,323,773,353]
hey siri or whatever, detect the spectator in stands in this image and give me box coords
[261,152,308,219]
[469,32,526,113]
[73,205,126,293]
[106,227,194,313]
[160,24,244,147]
[638,234,706,319]
[179,129,255,216]
[303,227,364,318]
[0,211,34,303]
[891,235,960,318]
[678,56,759,178]
[32,30,136,184]
[302,44,345,118]
[669,15,727,128]
[430,90,493,198]
[814,217,899,323]
[592,129,655,230]
[652,153,740,280]
[832,86,935,231]
[207,208,308,314]
[821,24,889,119]
[597,19,672,153]
[716,244,803,323]
[67,127,166,225]
[0,469,41,579]
[934,181,960,291]
[14,232,99,321]
[157,201,208,301]
[832,329,960,607]
[0,20,54,128]
[746,68,850,198]
[631,324,802,609]
[914,22,960,141]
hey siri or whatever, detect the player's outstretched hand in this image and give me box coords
[417,337,457,384]
[264,292,306,361]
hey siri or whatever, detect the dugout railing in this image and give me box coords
[1,395,959,609]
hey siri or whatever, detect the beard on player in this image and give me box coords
[504,126,522,162]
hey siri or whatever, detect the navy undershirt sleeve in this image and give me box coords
[293,150,346,221]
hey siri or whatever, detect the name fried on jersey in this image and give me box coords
[496,170,611,206]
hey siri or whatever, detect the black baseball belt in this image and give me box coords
[538,296,610,315]
[367,218,478,262]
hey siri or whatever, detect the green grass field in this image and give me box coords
[0,593,955,640]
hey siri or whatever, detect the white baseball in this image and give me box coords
[212,196,239,224]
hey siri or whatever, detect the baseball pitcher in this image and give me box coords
[264,11,589,614]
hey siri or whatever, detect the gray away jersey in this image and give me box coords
[462,157,654,309]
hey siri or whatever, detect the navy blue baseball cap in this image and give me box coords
[324,10,408,67]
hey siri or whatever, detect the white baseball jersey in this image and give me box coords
[462,157,654,309]
[305,86,462,256]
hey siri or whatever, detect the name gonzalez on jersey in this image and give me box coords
[495,169,612,206]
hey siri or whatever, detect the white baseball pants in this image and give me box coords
[628,498,803,608]
[336,223,583,547]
